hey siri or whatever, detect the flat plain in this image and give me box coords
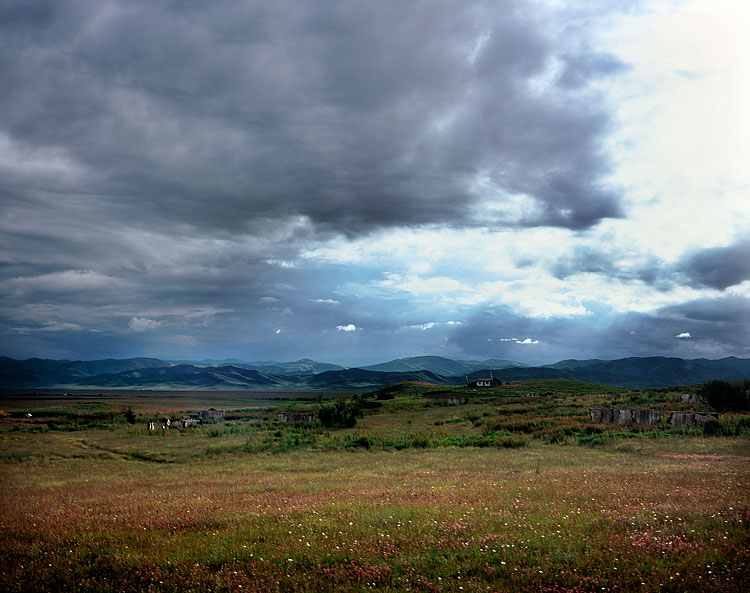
[1,381,748,592]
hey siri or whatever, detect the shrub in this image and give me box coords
[704,416,750,437]
[318,399,363,428]
[703,419,723,436]
[122,407,136,424]
[409,434,430,448]
[499,436,528,448]
[346,436,372,449]
[700,380,749,412]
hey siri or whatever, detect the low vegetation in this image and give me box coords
[700,379,750,412]
[1,378,748,592]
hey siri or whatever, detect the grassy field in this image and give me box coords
[1,381,748,592]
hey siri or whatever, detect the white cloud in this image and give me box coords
[182,307,234,319]
[336,324,357,332]
[275,328,281,334]
[41,322,84,332]
[166,334,199,346]
[128,317,162,332]
[259,296,279,304]
[6,269,121,294]
[675,332,692,339]
[311,299,341,305]
[409,322,436,330]
[516,338,539,344]
[9,322,84,333]
[0,131,87,188]
[264,259,297,269]
[378,273,468,296]
[600,0,750,260]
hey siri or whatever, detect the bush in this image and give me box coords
[409,434,430,448]
[703,416,750,437]
[346,436,372,449]
[122,407,136,424]
[700,380,749,412]
[499,436,528,448]
[703,420,723,436]
[318,399,363,428]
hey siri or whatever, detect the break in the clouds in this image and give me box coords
[0,0,748,365]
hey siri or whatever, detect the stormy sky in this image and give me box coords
[1,0,748,366]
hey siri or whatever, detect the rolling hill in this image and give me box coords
[1,355,749,390]
[0,356,170,387]
[359,355,526,376]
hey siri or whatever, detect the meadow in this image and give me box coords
[1,381,748,592]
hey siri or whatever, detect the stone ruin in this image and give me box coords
[278,412,316,423]
[589,407,718,427]
[589,407,661,425]
[668,411,718,427]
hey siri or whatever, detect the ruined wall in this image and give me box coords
[668,412,718,427]
[278,412,316,423]
[589,407,719,427]
[589,407,661,425]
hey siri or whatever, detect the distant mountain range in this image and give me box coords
[166,358,348,375]
[359,356,527,376]
[1,355,749,390]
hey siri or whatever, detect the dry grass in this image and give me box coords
[1,431,748,592]
[1,384,748,592]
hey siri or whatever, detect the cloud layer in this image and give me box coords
[0,0,624,236]
[1,0,748,364]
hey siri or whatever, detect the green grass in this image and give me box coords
[1,441,748,592]
[3,380,748,459]
[0,382,748,592]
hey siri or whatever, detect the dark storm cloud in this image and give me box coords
[1,0,671,364]
[550,247,621,278]
[0,0,625,238]
[549,246,669,287]
[612,296,750,357]
[660,295,750,325]
[0,1,54,27]
[447,295,750,364]
[549,238,749,293]
[675,239,750,290]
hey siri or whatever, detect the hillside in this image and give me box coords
[0,356,170,387]
[1,355,749,390]
[306,368,454,389]
[359,355,526,376]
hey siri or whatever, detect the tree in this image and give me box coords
[699,380,749,412]
[122,406,136,424]
[318,398,363,428]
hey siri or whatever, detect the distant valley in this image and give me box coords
[2,354,750,390]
